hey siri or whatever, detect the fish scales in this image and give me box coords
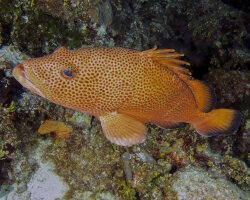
[13,47,241,146]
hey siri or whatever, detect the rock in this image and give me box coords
[72,191,118,200]
[1,139,69,200]
[0,46,27,104]
[1,1,250,199]
[0,67,18,104]
[204,69,250,108]
[157,159,172,172]
[27,162,69,200]
[172,166,249,200]
[221,155,250,191]
[136,149,157,165]
[68,111,92,129]
[0,46,27,65]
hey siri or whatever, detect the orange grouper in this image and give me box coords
[12,47,241,146]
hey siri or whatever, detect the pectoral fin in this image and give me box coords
[99,112,147,146]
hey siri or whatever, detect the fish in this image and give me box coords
[12,47,241,146]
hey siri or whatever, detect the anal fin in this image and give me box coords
[155,121,183,130]
[99,112,147,146]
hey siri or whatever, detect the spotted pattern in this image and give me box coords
[20,47,198,124]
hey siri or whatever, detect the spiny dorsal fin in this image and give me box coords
[141,48,216,113]
[141,48,191,77]
[99,112,147,146]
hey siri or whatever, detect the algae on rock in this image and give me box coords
[0,0,250,199]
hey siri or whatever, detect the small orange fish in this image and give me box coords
[13,47,241,146]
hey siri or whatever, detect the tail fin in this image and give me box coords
[194,109,241,136]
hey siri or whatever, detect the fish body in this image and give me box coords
[13,47,241,146]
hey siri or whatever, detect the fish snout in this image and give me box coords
[12,59,36,80]
[12,64,25,80]
[12,62,46,98]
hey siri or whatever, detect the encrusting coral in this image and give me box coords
[38,120,73,138]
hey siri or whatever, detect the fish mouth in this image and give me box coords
[17,64,27,79]
[13,64,45,98]
[13,64,32,83]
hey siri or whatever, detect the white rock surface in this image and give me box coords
[1,139,69,200]
[27,162,69,200]
[172,165,250,200]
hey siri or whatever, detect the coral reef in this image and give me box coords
[0,0,249,199]
[221,155,250,191]
[204,69,250,108]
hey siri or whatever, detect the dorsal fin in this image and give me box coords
[141,48,216,112]
[186,80,216,112]
[141,48,191,77]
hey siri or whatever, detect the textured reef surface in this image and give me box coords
[0,0,250,199]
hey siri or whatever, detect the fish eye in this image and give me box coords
[61,69,74,79]
[64,70,73,77]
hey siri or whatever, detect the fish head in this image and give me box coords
[12,47,84,109]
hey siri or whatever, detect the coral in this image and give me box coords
[204,69,250,108]
[0,0,93,56]
[173,0,250,72]
[0,0,250,198]
[117,180,137,200]
[2,139,69,200]
[68,111,92,129]
[0,46,27,65]
[243,119,250,165]
[38,120,73,138]
[0,24,2,46]
[221,155,250,191]
[0,62,21,105]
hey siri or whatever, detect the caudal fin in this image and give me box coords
[194,109,241,136]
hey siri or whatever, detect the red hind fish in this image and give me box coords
[13,47,241,146]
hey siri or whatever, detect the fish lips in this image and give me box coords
[13,64,29,83]
[13,64,25,78]
[12,64,45,98]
